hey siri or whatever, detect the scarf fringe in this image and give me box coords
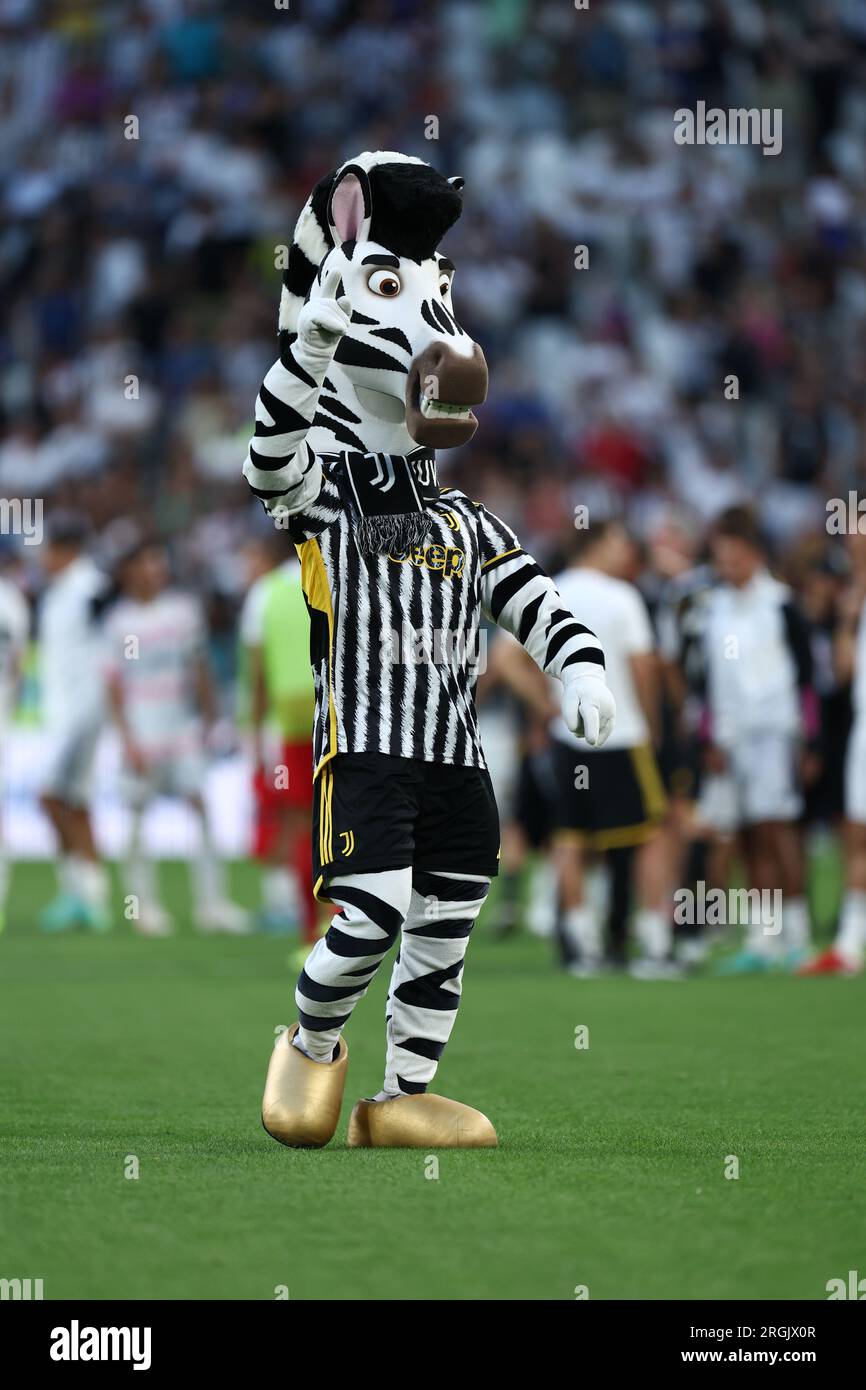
[356,511,431,556]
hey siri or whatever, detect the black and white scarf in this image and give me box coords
[330,448,438,555]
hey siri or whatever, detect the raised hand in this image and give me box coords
[296,262,352,358]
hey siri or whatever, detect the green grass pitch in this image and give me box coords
[1,858,864,1301]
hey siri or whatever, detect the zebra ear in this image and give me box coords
[328,165,372,246]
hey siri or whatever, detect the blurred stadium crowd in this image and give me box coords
[2,0,866,966]
[4,0,866,572]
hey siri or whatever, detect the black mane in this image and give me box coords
[310,159,463,263]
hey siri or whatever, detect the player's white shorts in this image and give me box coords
[119,753,206,810]
[844,718,866,825]
[39,718,103,806]
[478,706,520,822]
[698,732,802,833]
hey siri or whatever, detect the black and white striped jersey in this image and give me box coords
[244,353,606,775]
[260,462,603,775]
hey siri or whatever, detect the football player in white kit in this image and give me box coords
[0,560,30,931]
[549,522,669,976]
[700,508,815,970]
[37,514,112,933]
[103,537,248,936]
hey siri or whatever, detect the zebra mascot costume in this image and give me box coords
[245,151,615,1149]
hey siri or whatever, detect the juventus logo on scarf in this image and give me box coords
[335,448,439,555]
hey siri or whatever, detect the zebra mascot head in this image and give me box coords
[280,150,488,456]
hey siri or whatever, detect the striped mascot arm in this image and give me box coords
[478,505,606,683]
[243,359,322,517]
[243,264,350,524]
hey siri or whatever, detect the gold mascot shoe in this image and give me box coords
[262,1023,348,1148]
[346,1093,497,1148]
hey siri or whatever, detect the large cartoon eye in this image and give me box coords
[367,269,402,297]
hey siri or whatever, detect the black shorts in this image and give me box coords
[804,690,851,824]
[550,738,667,850]
[514,746,557,849]
[313,753,500,898]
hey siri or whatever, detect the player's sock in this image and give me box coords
[494,869,521,935]
[192,818,226,910]
[585,862,611,920]
[526,857,557,938]
[605,849,631,965]
[835,889,866,967]
[292,835,318,943]
[58,855,79,898]
[126,857,155,905]
[745,912,783,958]
[39,856,88,931]
[126,815,159,918]
[69,857,110,931]
[634,908,671,961]
[81,859,108,907]
[72,857,109,911]
[781,895,811,952]
[562,904,602,960]
[263,866,299,920]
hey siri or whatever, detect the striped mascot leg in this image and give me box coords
[347,869,498,1148]
[261,866,498,1149]
[262,868,411,1148]
[383,870,490,1093]
[296,869,411,1061]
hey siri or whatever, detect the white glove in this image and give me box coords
[295,263,352,366]
[562,674,616,748]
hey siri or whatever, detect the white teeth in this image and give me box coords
[419,392,473,420]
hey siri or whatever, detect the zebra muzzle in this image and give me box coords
[405,342,488,448]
